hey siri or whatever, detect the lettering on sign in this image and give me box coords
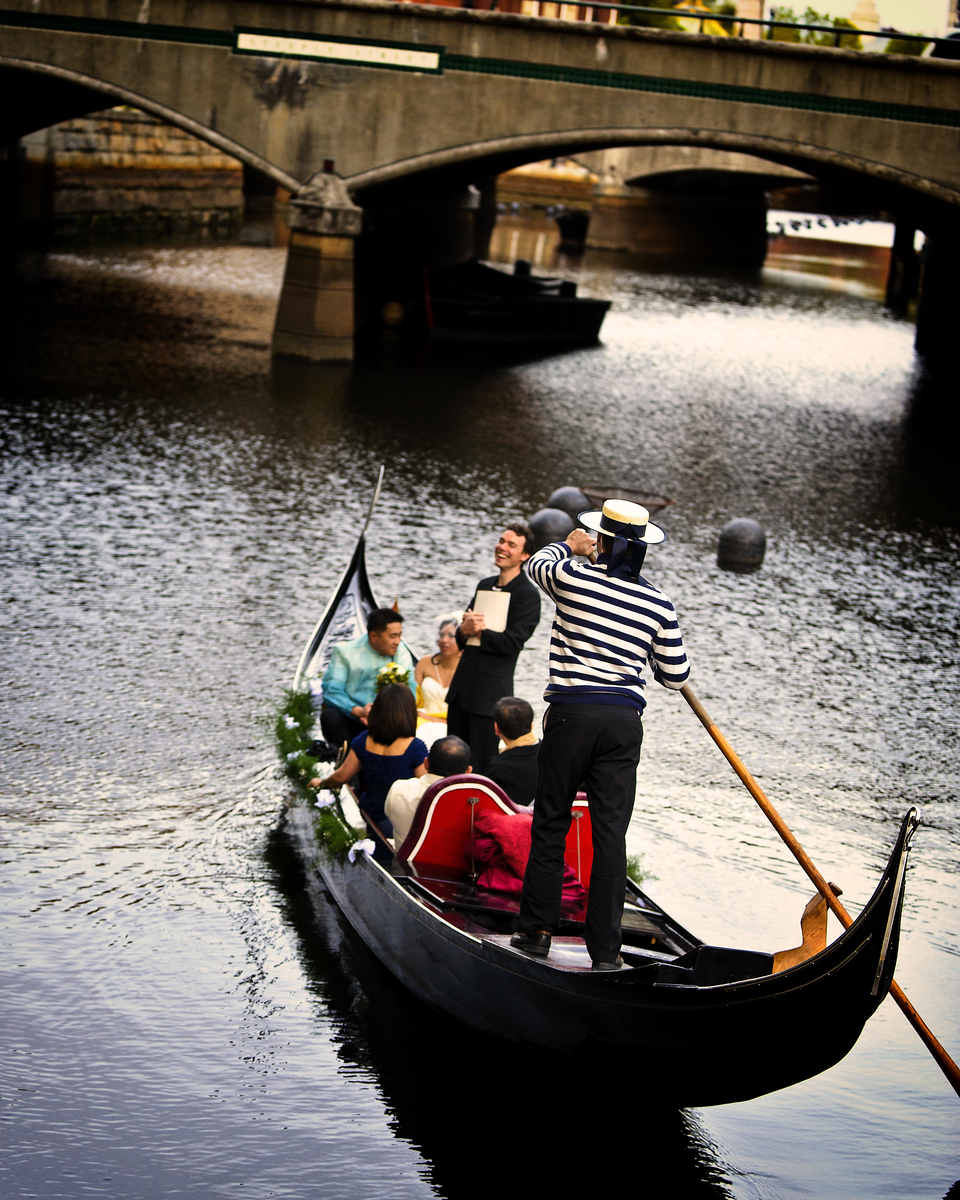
[234,29,444,73]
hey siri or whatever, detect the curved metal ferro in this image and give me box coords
[871,806,921,997]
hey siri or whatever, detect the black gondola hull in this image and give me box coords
[285,803,915,1106]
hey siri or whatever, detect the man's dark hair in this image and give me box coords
[366,683,416,744]
[492,696,534,741]
[367,607,403,634]
[427,735,471,777]
[506,522,535,558]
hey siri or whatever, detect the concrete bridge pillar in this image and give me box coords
[914,234,960,379]
[884,223,920,315]
[272,172,363,363]
[587,181,767,267]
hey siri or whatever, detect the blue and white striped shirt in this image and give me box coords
[527,542,690,712]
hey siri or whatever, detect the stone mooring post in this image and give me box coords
[272,172,363,362]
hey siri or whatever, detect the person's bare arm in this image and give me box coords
[310,749,360,789]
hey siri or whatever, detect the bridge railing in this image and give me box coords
[492,2,955,54]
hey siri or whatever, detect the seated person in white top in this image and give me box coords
[414,613,462,750]
[385,735,471,851]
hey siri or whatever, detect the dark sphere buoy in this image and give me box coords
[545,486,591,521]
[717,519,766,571]
[528,507,576,551]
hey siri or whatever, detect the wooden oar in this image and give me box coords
[681,682,960,1100]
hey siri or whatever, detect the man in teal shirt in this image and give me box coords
[320,608,417,748]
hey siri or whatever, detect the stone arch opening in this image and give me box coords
[0,55,300,193]
[345,127,960,234]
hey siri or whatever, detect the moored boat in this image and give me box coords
[409,259,610,345]
[280,475,920,1106]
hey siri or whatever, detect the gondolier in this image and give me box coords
[512,499,690,970]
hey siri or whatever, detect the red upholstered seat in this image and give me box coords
[398,775,594,888]
[566,795,593,888]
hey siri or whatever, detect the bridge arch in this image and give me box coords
[345,127,960,229]
[0,54,301,194]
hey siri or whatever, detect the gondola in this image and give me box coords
[282,475,919,1106]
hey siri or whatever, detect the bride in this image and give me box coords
[415,613,462,749]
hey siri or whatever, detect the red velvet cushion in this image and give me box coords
[473,807,532,876]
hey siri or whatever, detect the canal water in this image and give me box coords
[2,223,958,1199]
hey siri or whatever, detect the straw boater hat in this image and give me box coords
[578,498,665,545]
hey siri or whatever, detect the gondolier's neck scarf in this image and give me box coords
[597,537,646,582]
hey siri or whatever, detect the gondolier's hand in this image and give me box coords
[566,529,597,558]
[460,609,487,636]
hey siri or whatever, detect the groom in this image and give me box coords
[446,524,540,771]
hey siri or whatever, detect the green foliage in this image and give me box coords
[619,0,683,32]
[315,806,365,857]
[713,1,737,34]
[276,688,321,796]
[768,6,862,50]
[885,36,928,55]
[626,853,658,888]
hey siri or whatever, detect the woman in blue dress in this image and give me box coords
[314,683,428,838]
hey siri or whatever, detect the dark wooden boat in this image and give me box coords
[282,478,920,1106]
[409,259,610,345]
[581,484,674,514]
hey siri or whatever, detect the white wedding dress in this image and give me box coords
[416,669,450,750]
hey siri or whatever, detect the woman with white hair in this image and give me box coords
[414,613,462,750]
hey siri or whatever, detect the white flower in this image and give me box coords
[314,795,335,809]
[283,715,299,730]
[287,751,299,762]
[348,839,376,863]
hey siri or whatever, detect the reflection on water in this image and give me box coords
[266,830,733,1199]
[1,224,958,1200]
[488,207,893,299]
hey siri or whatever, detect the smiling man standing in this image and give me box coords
[446,525,540,772]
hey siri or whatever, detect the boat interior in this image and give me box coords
[359,775,777,985]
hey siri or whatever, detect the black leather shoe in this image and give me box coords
[591,956,624,972]
[510,931,552,958]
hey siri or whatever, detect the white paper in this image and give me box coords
[466,590,511,646]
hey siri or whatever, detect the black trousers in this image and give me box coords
[320,706,365,752]
[519,703,643,962]
[445,697,499,775]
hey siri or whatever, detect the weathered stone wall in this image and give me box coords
[19,106,243,239]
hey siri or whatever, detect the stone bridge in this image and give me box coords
[2,0,959,361]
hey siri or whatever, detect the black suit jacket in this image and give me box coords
[484,743,540,807]
[446,570,540,717]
